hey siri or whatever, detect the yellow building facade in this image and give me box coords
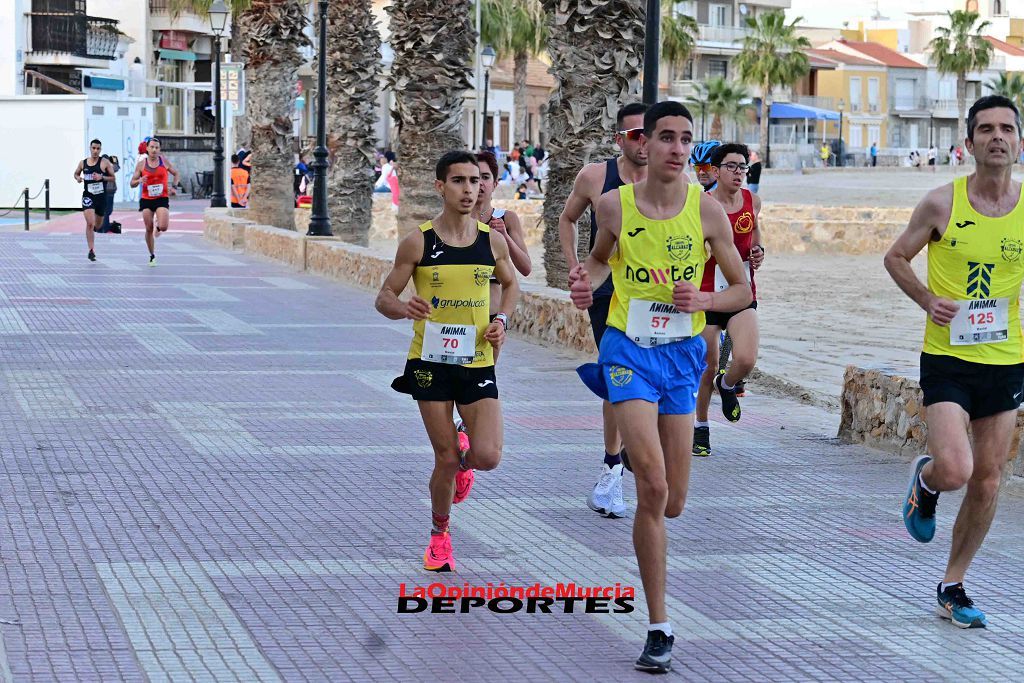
[809,49,888,152]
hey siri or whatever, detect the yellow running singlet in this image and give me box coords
[923,176,1024,364]
[607,183,707,344]
[407,221,495,368]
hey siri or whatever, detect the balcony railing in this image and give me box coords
[793,95,835,110]
[149,0,172,12]
[29,13,119,59]
[697,24,750,45]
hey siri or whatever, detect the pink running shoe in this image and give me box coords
[423,532,455,572]
[453,467,475,504]
[456,419,471,454]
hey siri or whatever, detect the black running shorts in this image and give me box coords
[588,293,613,348]
[82,193,106,215]
[139,197,170,212]
[919,352,1024,421]
[705,301,758,329]
[392,359,499,404]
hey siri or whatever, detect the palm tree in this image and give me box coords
[481,0,548,147]
[237,0,309,230]
[386,0,475,230]
[539,0,645,288]
[930,10,994,144]
[324,0,381,246]
[733,10,811,168]
[686,77,751,140]
[987,71,1024,111]
[661,2,697,85]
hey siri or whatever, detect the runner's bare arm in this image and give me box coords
[101,159,116,182]
[74,160,84,183]
[129,161,144,188]
[569,190,620,309]
[558,163,601,271]
[884,185,958,325]
[681,193,751,314]
[375,230,431,321]
[165,159,181,194]
[501,210,532,276]
[485,232,520,347]
[750,193,764,270]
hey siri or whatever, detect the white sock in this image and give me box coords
[649,622,672,637]
[695,420,709,428]
[919,472,937,495]
[721,377,736,391]
[940,581,961,591]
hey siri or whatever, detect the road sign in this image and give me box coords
[220,63,245,116]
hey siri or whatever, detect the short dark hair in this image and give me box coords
[967,95,1022,140]
[712,143,749,166]
[616,102,649,128]
[148,137,161,146]
[90,139,101,146]
[476,151,499,179]
[435,150,479,181]
[231,154,240,164]
[643,101,694,136]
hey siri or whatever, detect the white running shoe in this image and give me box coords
[588,464,627,518]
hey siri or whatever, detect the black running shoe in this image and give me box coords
[88,250,96,262]
[620,448,632,473]
[693,426,711,457]
[110,224,122,234]
[715,373,741,422]
[635,629,674,673]
[735,379,746,397]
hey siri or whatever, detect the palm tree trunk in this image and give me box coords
[710,114,723,140]
[239,0,308,231]
[230,14,251,149]
[956,74,968,146]
[541,0,645,288]
[387,0,474,232]
[760,78,771,168]
[513,51,529,147]
[325,0,381,246]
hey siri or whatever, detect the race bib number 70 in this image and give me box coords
[421,322,476,364]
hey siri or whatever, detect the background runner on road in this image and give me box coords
[74,139,116,261]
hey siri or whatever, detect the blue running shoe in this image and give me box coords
[903,455,938,542]
[936,583,987,628]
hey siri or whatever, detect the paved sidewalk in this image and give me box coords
[0,232,1023,681]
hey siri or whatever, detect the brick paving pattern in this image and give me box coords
[0,231,1022,681]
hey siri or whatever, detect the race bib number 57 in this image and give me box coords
[949,298,1009,345]
[421,322,476,364]
[625,299,692,348]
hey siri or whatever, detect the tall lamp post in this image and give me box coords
[837,98,845,168]
[642,0,660,104]
[308,0,332,236]
[208,1,229,208]
[480,45,496,150]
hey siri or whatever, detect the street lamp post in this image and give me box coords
[308,0,332,236]
[208,1,229,208]
[642,0,660,104]
[837,98,845,168]
[480,46,496,150]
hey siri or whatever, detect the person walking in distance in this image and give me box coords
[130,138,180,266]
[885,95,1024,629]
[375,150,520,573]
[99,154,121,234]
[558,102,649,519]
[571,101,751,671]
[74,139,116,261]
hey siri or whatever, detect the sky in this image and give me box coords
[786,0,950,28]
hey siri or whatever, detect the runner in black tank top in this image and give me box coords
[557,102,649,519]
[74,139,115,261]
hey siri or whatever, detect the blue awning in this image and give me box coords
[158,49,197,61]
[768,102,840,120]
[83,75,125,91]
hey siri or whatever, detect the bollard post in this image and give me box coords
[23,188,29,231]
[44,179,50,220]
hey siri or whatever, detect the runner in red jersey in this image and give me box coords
[693,143,765,456]
[130,137,180,266]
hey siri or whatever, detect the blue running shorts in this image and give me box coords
[577,327,707,415]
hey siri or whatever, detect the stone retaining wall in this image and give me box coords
[204,208,597,355]
[840,365,1024,477]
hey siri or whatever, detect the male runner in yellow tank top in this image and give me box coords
[376,151,519,573]
[885,95,1024,629]
[570,101,751,672]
